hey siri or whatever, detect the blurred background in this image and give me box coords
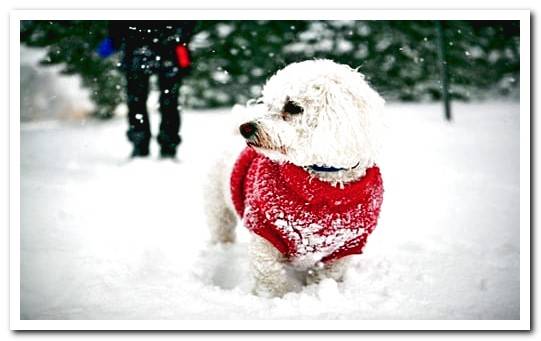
[20,20,519,120]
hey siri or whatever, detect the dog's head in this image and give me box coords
[239,59,385,170]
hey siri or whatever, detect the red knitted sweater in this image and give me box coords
[230,147,383,268]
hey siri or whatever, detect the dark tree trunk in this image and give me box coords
[436,20,452,122]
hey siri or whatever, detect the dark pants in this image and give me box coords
[125,69,182,149]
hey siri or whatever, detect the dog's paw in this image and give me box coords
[252,283,289,298]
[305,258,350,285]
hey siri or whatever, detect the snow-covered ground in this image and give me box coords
[20,100,519,320]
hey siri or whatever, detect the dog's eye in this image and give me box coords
[283,100,303,115]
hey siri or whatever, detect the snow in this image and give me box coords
[20,99,519,320]
[20,47,94,121]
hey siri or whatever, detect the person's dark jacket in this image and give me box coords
[109,20,196,77]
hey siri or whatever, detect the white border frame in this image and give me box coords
[9,9,531,331]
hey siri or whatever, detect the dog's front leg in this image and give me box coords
[249,235,292,297]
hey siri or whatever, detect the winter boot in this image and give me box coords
[158,131,181,159]
[127,130,150,158]
[131,143,150,158]
[160,145,177,158]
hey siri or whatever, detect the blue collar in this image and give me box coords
[306,161,360,173]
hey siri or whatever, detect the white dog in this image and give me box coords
[205,59,385,297]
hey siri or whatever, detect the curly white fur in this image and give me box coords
[256,60,383,168]
[205,59,385,297]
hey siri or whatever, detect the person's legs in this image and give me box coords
[126,69,151,157]
[157,72,182,157]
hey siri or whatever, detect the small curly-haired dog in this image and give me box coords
[205,59,385,297]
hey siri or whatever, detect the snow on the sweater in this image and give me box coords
[20,101,519,320]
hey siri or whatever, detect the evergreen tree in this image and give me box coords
[21,20,124,118]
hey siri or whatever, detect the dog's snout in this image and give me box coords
[239,122,258,139]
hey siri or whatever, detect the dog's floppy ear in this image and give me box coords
[347,69,385,167]
[349,68,385,157]
[308,83,361,168]
[308,66,385,168]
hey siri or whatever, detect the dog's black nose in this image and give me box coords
[239,122,258,139]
